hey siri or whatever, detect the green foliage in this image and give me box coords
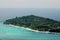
[4,15,60,31]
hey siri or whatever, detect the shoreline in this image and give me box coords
[9,24,40,32]
[9,24,49,33]
[8,24,60,34]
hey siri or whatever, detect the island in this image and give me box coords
[4,15,60,32]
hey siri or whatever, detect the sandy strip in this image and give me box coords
[6,24,60,34]
[9,24,40,32]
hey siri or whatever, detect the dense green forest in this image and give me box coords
[4,15,60,31]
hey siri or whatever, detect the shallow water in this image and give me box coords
[0,22,60,40]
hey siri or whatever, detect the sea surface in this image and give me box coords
[0,8,60,21]
[0,22,60,40]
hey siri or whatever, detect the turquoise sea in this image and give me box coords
[0,22,60,40]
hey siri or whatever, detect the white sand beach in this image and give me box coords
[9,24,51,33]
[9,24,40,32]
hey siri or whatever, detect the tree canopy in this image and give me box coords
[4,15,60,31]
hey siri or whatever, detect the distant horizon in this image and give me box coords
[0,8,60,21]
[0,0,60,21]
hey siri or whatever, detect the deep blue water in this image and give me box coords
[0,22,60,40]
[0,8,60,21]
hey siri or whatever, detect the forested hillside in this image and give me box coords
[4,15,60,31]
